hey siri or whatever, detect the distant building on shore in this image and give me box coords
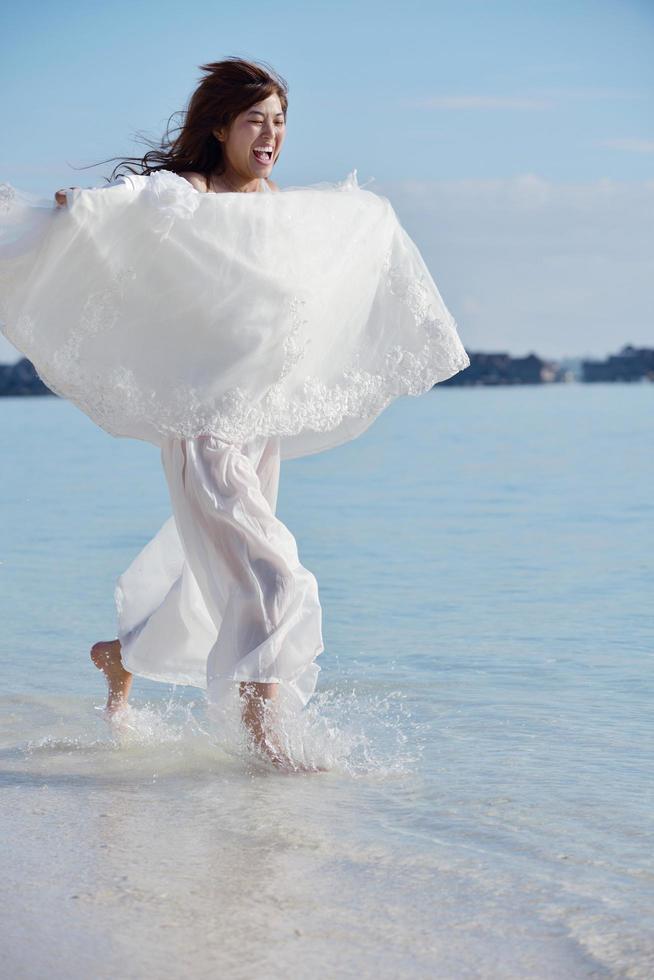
[1,346,652,398]
[439,351,571,386]
[582,345,654,383]
[0,358,53,397]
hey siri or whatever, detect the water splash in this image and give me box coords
[98,697,202,747]
[204,680,424,777]
[20,680,424,779]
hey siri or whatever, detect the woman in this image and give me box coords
[0,57,470,773]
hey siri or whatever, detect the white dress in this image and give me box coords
[114,176,322,710]
[0,169,470,710]
[118,432,323,712]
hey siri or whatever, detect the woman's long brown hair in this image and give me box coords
[83,57,288,184]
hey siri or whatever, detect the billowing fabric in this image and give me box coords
[0,169,469,460]
[115,432,323,708]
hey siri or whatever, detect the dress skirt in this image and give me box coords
[114,434,324,712]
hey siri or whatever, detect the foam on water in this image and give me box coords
[18,678,423,782]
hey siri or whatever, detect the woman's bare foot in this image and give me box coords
[239,681,326,773]
[90,639,133,714]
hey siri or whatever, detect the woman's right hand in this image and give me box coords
[54,187,79,208]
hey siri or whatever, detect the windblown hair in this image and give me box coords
[84,57,288,184]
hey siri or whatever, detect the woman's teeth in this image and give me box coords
[253,146,273,162]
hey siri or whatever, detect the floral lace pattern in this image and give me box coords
[21,254,469,447]
[1,169,470,451]
[0,183,16,212]
[52,266,137,369]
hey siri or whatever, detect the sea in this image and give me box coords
[0,382,652,979]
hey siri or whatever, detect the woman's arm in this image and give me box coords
[54,187,79,208]
[53,171,277,206]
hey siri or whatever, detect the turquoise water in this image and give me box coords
[1,384,652,978]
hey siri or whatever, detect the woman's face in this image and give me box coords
[214,93,286,179]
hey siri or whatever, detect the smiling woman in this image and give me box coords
[99,56,290,194]
[0,56,469,772]
[181,92,286,193]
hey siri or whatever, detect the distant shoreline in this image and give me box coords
[1,345,652,397]
[438,345,653,386]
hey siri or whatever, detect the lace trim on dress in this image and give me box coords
[25,253,469,445]
[0,168,470,446]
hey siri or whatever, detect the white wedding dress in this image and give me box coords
[0,170,469,710]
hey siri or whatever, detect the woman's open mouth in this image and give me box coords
[252,145,274,164]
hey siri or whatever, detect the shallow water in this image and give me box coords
[1,384,652,978]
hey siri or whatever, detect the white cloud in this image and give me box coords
[596,138,654,154]
[372,175,654,359]
[404,88,644,112]
[531,86,643,102]
[409,95,553,110]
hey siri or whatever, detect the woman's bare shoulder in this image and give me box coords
[178,170,207,192]
[177,171,280,193]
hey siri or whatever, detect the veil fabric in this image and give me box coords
[0,170,469,459]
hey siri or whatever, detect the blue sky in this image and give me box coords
[1,0,652,360]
